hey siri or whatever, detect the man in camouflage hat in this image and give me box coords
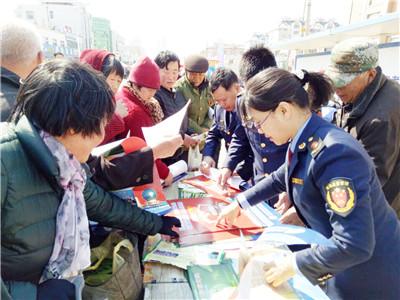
[327,37,400,218]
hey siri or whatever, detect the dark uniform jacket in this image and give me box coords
[241,113,400,300]
[0,67,20,121]
[1,116,162,298]
[336,66,400,217]
[203,104,253,181]
[223,97,288,184]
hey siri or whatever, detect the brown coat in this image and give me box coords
[336,67,400,217]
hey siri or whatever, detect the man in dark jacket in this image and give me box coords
[0,20,44,121]
[200,67,253,182]
[327,38,400,217]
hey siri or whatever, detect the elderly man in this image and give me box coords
[327,38,400,217]
[0,20,44,120]
[175,54,213,134]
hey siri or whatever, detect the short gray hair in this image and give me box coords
[1,19,42,65]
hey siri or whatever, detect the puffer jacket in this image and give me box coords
[1,116,162,299]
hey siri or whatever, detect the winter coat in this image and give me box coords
[0,116,162,299]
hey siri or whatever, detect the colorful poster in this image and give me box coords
[167,197,265,246]
[181,175,240,200]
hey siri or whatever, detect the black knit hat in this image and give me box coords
[184,55,209,73]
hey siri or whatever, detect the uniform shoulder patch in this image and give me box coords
[307,136,325,158]
[324,178,356,217]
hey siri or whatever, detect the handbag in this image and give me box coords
[82,231,143,300]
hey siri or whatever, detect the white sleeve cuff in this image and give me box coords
[236,193,251,210]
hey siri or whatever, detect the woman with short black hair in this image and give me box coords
[217,68,400,299]
[1,60,181,300]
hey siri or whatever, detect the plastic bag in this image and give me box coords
[82,231,142,300]
[237,246,298,299]
[188,144,202,171]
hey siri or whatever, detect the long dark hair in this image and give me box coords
[11,60,115,137]
[241,68,334,118]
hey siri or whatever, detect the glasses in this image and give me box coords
[242,110,272,130]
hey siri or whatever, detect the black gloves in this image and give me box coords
[159,216,181,237]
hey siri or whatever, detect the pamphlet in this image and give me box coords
[143,240,225,270]
[187,260,238,300]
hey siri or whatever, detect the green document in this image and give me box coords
[187,261,239,300]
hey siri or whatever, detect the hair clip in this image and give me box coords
[293,69,309,86]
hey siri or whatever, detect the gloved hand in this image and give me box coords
[264,252,296,287]
[159,216,181,237]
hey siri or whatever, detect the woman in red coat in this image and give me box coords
[80,49,127,144]
[115,57,176,186]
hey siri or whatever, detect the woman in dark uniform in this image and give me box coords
[217,68,400,299]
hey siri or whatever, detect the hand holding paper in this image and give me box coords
[151,134,183,160]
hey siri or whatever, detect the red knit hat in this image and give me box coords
[80,49,112,71]
[128,56,160,89]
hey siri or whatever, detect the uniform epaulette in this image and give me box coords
[307,135,325,158]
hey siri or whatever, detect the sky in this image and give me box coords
[0,0,352,57]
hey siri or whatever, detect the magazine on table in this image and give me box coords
[166,197,266,247]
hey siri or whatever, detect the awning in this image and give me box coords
[271,12,400,50]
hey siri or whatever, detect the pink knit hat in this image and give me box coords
[128,56,160,89]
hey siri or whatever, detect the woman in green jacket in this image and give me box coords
[1,60,180,300]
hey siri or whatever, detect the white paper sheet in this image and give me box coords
[142,100,191,147]
[91,130,130,157]
[91,138,126,157]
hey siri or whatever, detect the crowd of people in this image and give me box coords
[1,19,399,300]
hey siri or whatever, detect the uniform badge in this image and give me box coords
[292,177,304,185]
[307,136,324,158]
[325,178,356,217]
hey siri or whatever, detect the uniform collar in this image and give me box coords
[290,115,312,152]
[292,113,326,153]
